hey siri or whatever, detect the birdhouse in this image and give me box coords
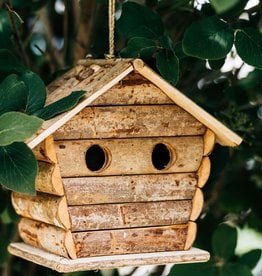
[8,59,242,272]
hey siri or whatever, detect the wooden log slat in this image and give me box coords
[54,105,206,140]
[69,200,192,231]
[12,193,71,229]
[55,137,203,177]
[73,223,196,257]
[91,77,174,106]
[18,218,76,259]
[63,173,197,205]
[189,188,204,221]
[203,129,215,156]
[197,157,211,188]
[33,136,64,196]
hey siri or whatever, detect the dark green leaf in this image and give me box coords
[117,2,164,39]
[0,10,13,49]
[235,29,262,69]
[208,58,225,70]
[0,142,37,195]
[121,37,157,58]
[0,49,26,76]
[168,262,217,276]
[212,223,237,260]
[0,112,43,146]
[174,41,187,59]
[10,0,48,10]
[238,249,262,269]
[156,50,179,85]
[183,16,234,60]
[34,90,86,120]
[210,0,240,14]
[21,71,46,114]
[0,74,27,115]
[221,263,253,276]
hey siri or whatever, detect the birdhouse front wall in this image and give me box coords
[12,72,213,259]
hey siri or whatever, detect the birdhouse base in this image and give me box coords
[8,242,210,273]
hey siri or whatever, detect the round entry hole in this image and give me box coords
[85,144,108,172]
[152,143,173,170]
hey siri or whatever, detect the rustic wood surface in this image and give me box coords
[203,129,215,156]
[27,61,133,149]
[54,105,206,140]
[91,74,174,105]
[72,224,193,257]
[68,200,192,231]
[63,173,197,205]
[8,243,210,273]
[133,59,242,147]
[12,193,71,229]
[184,222,197,250]
[18,218,76,259]
[189,188,204,221]
[55,137,203,177]
[33,136,64,195]
[197,157,211,188]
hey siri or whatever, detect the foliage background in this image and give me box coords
[0,0,261,275]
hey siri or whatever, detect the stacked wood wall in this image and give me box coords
[13,72,214,259]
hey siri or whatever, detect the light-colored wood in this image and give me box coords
[72,224,190,257]
[91,73,173,105]
[63,173,197,205]
[133,59,242,147]
[12,193,71,229]
[184,222,197,250]
[33,136,64,196]
[8,243,210,273]
[190,188,204,221]
[18,218,76,259]
[68,200,192,231]
[55,137,203,177]
[77,58,134,66]
[197,157,211,188]
[203,129,215,156]
[27,61,134,149]
[54,105,206,140]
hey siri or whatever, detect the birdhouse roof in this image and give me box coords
[27,59,242,149]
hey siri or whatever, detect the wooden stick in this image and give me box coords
[55,137,203,177]
[203,129,215,156]
[190,188,204,221]
[184,222,197,250]
[12,193,71,229]
[133,59,242,147]
[54,105,206,140]
[68,200,192,231]
[63,173,198,205]
[197,157,211,188]
[18,218,76,259]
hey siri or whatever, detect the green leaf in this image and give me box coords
[238,249,262,270]
[0,112,43,146]
[34,90,86,120]
[183,16,234,60]
[220,263,253,276]
[0,49,26,76]
[121,37,157,58]
[117,2,164,39]
[210,0,240,14]
[0,10,13,49]
[0,74,27,115]
[0,142,37,195]
[168,262,217,276]
[156,50,179,85]
[208,58,225,70]
[212,223,237,260]
[21,71,47,114]
[235,29,262,69]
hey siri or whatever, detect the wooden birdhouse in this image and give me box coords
[8,59,242,272]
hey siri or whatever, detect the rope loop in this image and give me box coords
[107,0,115,59]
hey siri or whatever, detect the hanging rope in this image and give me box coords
[106,0,115,59]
